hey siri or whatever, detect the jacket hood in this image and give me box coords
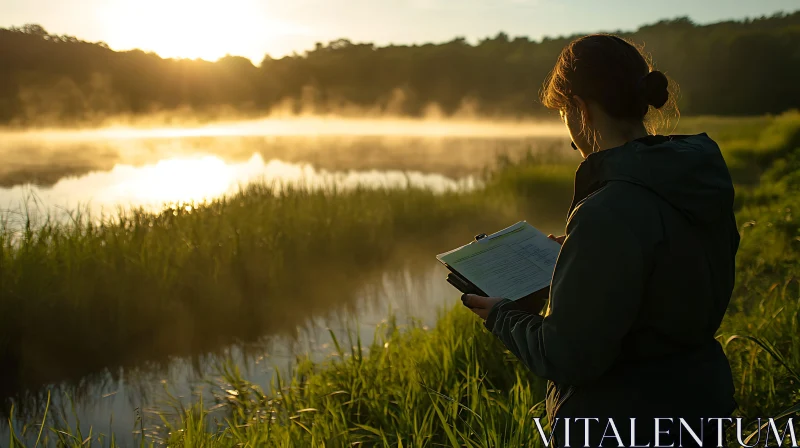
[570,133,735,225]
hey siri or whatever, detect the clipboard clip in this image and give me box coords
[474,233,487,241]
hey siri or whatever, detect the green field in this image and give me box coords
[4,112,800,446]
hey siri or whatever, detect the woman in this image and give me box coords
[461,34,739,447]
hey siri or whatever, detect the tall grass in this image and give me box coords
[5,112,800,446]
[194,309,549,447]
[0,183,519,399]
[9,308,554,447]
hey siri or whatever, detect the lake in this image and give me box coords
[0,117,572,445]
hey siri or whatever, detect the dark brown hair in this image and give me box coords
[542,34,678,132]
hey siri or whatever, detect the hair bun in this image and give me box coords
[641,71,669,109]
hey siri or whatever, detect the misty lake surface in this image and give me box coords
[1,117,567,218]
[0,118,570,444]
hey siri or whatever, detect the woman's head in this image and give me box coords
[542,34,677,156]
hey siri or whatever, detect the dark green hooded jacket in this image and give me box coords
[485,134,739,446]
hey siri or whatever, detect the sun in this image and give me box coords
[98,0,298,62]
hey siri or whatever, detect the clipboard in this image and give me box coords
[438,225,554,314]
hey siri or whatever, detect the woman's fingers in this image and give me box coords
[461,294,504,321]
[462,294,494,309]
[548,234,566,245]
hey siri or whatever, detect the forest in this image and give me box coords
[0,11,798,126]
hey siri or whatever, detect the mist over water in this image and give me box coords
[0,117,570,220]
[2,117,567,141]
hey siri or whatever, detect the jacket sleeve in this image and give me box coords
[485,203,645,386]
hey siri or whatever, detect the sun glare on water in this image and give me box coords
[0,154,476,222]
[109,156,236,204]
[104,154,473,207]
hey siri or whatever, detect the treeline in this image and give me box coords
[0,13,798,125]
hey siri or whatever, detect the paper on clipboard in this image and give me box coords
[436,221,560,301]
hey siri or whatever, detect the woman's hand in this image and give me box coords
[548,234,566,245]
[461,294,505,320]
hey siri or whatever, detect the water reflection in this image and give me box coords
[4,258,457,446]
[1,153,479,221]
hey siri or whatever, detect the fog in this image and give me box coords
[2,116,566,141]
[0,117,573,218]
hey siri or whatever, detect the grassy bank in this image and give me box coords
[0,149,574,403]
[719,113,800,419]
[5,112,800,446]
[0,185,504,395]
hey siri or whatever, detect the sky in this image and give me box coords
[2,0,798,64]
